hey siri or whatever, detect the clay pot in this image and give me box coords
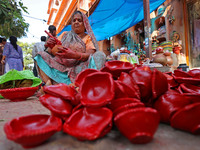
[51,45,63,56]
[164,51,171,56]
[156,46,164,54]
[152,53,167,66]
[173,46,180,54]
[166,56,173,66]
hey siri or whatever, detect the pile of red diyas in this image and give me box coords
[154,69,200,134]
[39,62,162,144]
[4,61,200,148]
[4,114,62,148]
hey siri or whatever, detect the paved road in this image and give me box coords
[0,96,200,150]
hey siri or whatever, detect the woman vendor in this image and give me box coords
[1,36,24,73]
[34,11,106,85]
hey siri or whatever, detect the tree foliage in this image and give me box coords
[18,42,34,70]
[0,0,29,38]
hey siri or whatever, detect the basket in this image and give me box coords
[0,86,39,101]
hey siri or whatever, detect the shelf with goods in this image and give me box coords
[151,5,172,51]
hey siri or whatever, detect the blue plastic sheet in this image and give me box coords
[58,0,166,41]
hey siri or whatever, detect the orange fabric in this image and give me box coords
[82,34,96,51]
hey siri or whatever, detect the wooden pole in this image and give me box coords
[143,0,152,59]
[183,0,189,66]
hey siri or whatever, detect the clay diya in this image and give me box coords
[71,103,84,114]
[173,69,200,85]
[129,69,152,103]
[63,107,113,141]
[103,60,134,79]
[116,80,141,100]
[182,93,200,104]
[173,76,200,85]
[100,66,110,73]
[171,103,200,134]
[163,73,179,88]
[188,69,200,79]
[113,102,144,117]
[113,81,129,99]
[108,97,141,111]
[153,93,191,123]
[80,72,115,107]
[136,65,152,72]
[4,114,62,148]
[174,69,192,78]
[43,83,77,105]
[179,83,200,94]
[74,69,99,87]
[39,94,73,120]
[114,108,160,144]
[0,86,39,101]
[118,72,141,99]
[152,69,168,100]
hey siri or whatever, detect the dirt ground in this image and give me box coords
[0,96,200,150]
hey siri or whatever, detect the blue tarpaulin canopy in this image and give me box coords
[58,0,166,41]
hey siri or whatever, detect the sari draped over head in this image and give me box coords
[36,11,105,83]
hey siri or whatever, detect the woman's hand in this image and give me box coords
[45,37,57,49]
[56,46,78,59]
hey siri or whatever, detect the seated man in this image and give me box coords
[32,36,46,77]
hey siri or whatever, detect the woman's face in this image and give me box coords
[72,13,85,34]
